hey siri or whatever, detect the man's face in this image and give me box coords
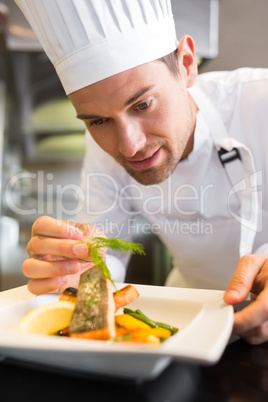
[69,60,197,185]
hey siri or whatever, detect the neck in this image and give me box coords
[181,92,198,159]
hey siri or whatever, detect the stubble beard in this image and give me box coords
[116,145,181,186]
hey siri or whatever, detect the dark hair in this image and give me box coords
[158,49,180,77]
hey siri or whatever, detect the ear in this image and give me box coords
[177,35,197,88]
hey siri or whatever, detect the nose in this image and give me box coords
[117,120,146,157]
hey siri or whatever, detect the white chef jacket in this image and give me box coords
[76,68,268,290]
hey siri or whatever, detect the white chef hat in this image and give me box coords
[15,0,177,95]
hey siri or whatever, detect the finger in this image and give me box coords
[26,261,95,295]
[232,286,268,333]
[27,276,69,295]
[61,261,96,288]
[31,216,83,240]
[27,236,90,260]
[22,258,80,279]
[236,321,268,345]
[224,255,266,305]
[32,255,66,262]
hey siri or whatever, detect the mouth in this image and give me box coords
[127,148,162,170]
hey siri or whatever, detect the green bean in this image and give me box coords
[123,308,178,335]
[135,309,178,335]
[123,308,157,327]
[153,321,178,335]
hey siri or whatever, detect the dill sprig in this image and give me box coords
[91,237,145,256]
[81,237,145,288]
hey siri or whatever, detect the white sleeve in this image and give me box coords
[253,243,268,257]
[106,254,127,283]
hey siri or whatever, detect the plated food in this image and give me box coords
[20,275,178,344]
[20,237,178,344]
[20,237,178,343]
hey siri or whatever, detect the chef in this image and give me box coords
[15,0,268,345]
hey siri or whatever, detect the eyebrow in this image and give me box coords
[76,113,103,120]
[123,84,155,107]
[76,84,155,120]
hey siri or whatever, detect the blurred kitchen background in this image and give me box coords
[0,0,267,291]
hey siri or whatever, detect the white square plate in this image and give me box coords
[0,284,233,380]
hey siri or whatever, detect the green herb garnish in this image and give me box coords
[78,237,145,289]
[85,297,97,307]
[91,237,145,256]
[107,334,132,343]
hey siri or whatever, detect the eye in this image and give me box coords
[135,100,152,111]
[89,118,105,127]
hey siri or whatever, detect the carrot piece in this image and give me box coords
[114,326,171,343]
[59,284,139,309]
[123,328,160,343]
[115,326,129,338]
[70,326,116,340]
[59,287,78,303]
[57,327,70,336]
[59,294,77,303]
[113,285,139,310]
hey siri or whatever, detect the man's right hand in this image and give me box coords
[23,216,107,295]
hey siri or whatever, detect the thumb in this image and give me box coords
[224,255,265,305]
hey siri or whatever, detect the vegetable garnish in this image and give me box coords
[123,308,178,335]
[108,334,132,343]
[78,237,145,288]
